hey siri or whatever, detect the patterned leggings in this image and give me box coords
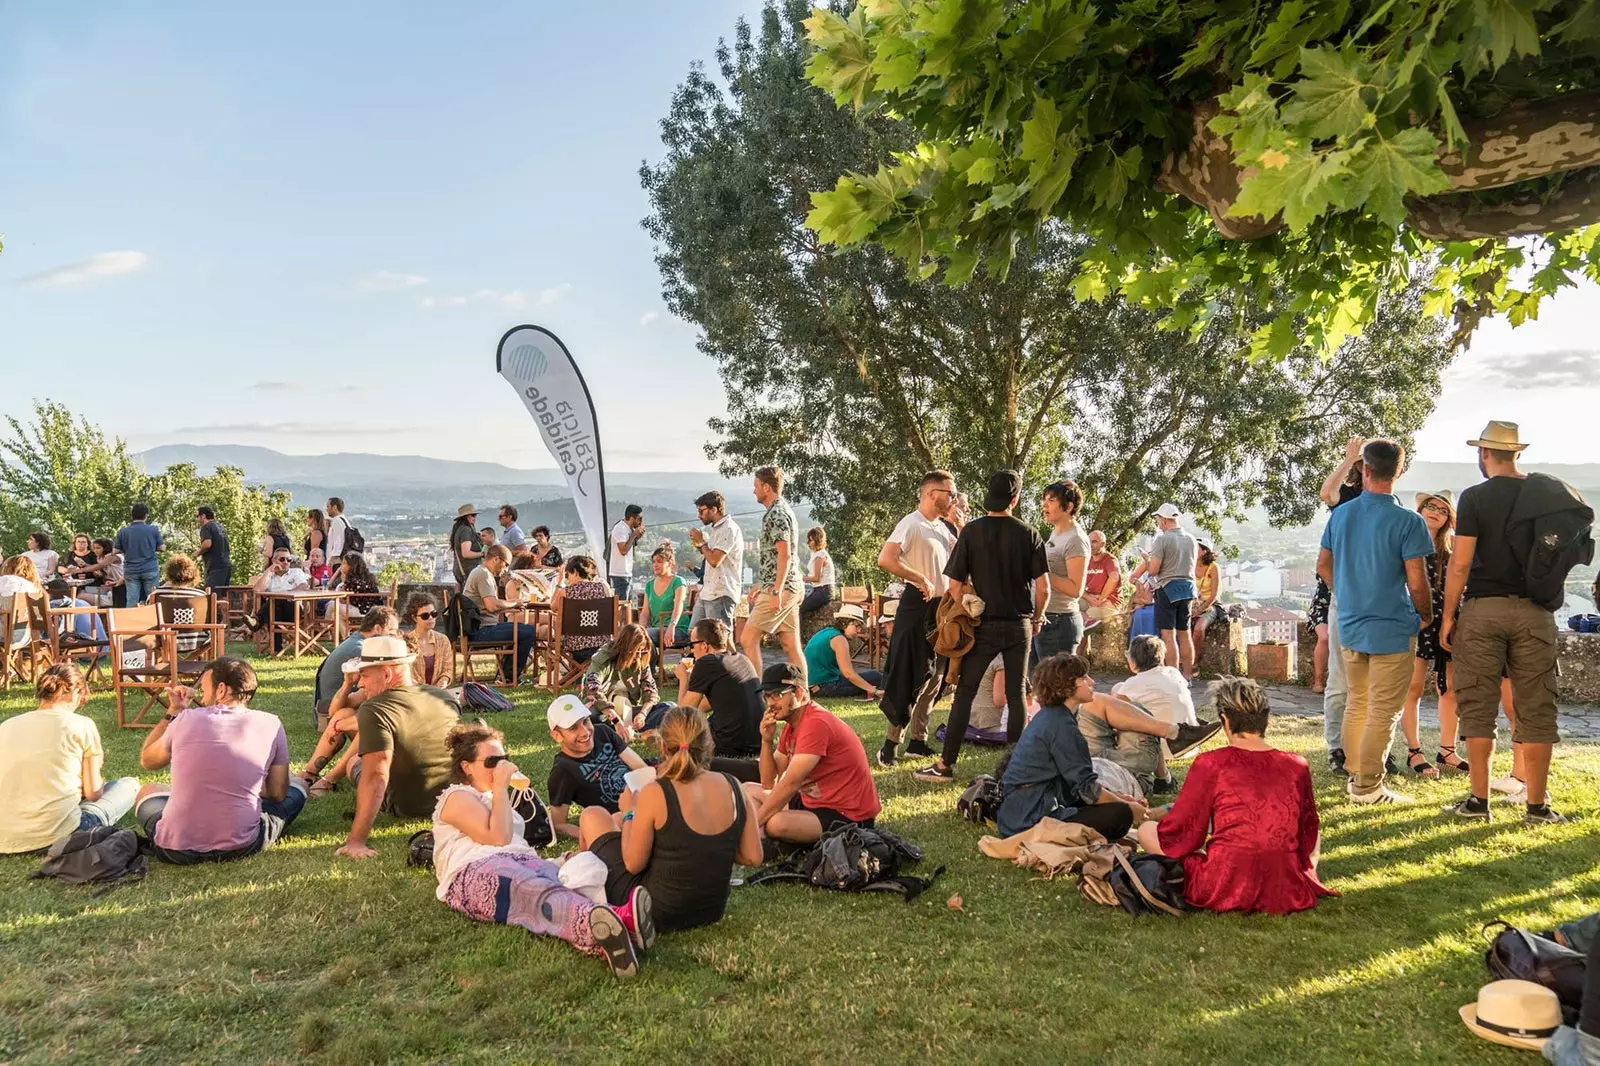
[444,852,601,957]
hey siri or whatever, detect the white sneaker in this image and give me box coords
[1490,775,1527,799]
[1348,785,1416,805]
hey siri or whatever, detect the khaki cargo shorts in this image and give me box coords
[747,589,801,636]
[1453,596,1560,745]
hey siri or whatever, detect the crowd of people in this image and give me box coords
[0,420,1593,1005]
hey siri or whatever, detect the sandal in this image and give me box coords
[1407,748,1438,778]
[308,776,339,798]
[1436,745,1469,773]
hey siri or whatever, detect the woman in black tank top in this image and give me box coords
[587,706,764,932]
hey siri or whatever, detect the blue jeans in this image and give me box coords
[800,585,833,621]
[472,623,536,679]
[609,576,631,602]
[124,570,158,606]
[813,669,884,698]
[78,776,139,830]
[640,701,678,732]
[1032,609,1084,662]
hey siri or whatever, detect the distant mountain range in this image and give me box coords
[1396,461,1600,498]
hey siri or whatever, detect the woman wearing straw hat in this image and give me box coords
[1401,490,1457,778]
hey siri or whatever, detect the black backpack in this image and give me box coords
[29,827,148,896]
[441,591,482,642]
[957,774,1003,825]
[746,825,943,900]
[1509,474,1595,611]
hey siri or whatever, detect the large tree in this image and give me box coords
[803,0,1599,359]
[644,2,1456,574]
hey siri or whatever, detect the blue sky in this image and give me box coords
[2,2,1596,471]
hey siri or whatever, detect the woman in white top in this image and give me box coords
[23,532,59,582]
[799,526,836,626]
[432,720,653,979]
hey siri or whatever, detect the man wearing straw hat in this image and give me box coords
[1442,420,1591,825]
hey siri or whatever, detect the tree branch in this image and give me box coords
[1407,165,1600,240]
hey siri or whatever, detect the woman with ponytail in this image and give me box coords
[583,706,764,932]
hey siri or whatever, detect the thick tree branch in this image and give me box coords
[1439,89,1600,192]
[1407,165,1600,239]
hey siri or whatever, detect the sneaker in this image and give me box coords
[1150,776,1178,796]
[876,740,897,767]
[1327,748,1348,775]
[1490,775,1528,799]
[904,739,936,758]
[1524,806,1568,826]
[912,762,954,783]
[1348,784,1415,805]
[1168,720,1222,759]
[621,885,656,951]
[586,905,639,979]
[1449,796,1492,821]
[242,613,259,630]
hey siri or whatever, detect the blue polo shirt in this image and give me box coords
[1320,492,1434,654]
[114,520,165,576]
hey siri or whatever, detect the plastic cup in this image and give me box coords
[508,772,530,791]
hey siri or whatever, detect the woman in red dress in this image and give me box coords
[1137,678,1336,915]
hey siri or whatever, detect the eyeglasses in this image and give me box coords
[416,610,437,619]
[1421,502,1449,514]
[483,754,508,768]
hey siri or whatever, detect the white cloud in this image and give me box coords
[419,282,572,311]
[18,250,149,287]
[639,311,661,326]
[352,270,428,294]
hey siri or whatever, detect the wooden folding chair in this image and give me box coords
[108,605,177,728]
[0,595,43,691]
[556,595,619,692]
[217,585,257,642]
[456,593,523,687]
[30,597,110,686]
[872,591,899,669]
[151,590,225,667]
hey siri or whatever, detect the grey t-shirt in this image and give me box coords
[1044,525,1091,614]
[1150,528,1197,588]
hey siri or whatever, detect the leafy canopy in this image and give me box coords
[803,0,1600,359]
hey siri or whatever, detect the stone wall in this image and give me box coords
[1557,632,1600,704]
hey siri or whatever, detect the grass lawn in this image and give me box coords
[2,649,1596,1066]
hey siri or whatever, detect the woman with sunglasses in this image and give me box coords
[404,592,455,688]
[433,719,652,979]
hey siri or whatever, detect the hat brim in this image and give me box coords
[1466,439,1528,451]
[1458,1004,1552,1051]
[760,682,799,693]
[547,713,590,729]
[347,653,416,673]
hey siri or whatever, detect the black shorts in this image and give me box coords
[1153,586,1192,631]
[588,831,642,907]
[786,792,874,833]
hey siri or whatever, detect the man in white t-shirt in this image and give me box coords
[874,470,965,766]
[246,548,311,653]
[688,491,744,631]
[1073,635,1202,793]
[608,505,645,601]
[325,497,352,560]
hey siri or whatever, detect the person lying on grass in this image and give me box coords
[545,695,649,843]
[136,657,308,864]
[336,636,460,859]
[433,719,651,979]
[582,706,763,934]
[745,663,882,846]
[1137,678,1335,916]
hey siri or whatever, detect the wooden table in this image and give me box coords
[506,602,557,690]
[258,589,348,658]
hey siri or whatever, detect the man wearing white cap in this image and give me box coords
[1443,421,1593,825]
[1133,503,1199,679]
[336,635,461,859]
[545,694,649,844]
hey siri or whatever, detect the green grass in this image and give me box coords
[2,649,1597,1065]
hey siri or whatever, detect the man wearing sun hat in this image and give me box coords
[1442,421,1594,825]
[335,635,461,858]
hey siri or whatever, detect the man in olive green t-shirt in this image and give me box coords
[334,636,459,859]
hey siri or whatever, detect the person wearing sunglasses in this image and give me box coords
[404,592,455,688]
[671,619,764,779]
[433,719,651,979]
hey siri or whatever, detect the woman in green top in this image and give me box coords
[643,542,690,651]
[802,604,885,700]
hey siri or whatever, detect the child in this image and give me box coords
[1100,634,1198,793]
[545,695,648,842]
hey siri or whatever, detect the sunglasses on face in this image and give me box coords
[483,754,509,768]
[416,610,437,619]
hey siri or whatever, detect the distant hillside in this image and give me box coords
[1397,462,1600,498]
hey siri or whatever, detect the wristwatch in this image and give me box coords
[163,713,179,723]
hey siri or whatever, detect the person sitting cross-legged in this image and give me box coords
[135,657,307,864]
[1087,634,1200,793]
[0,664,139,854]
[746,663,882,845]
[802,604,884,700]
[585,706,764,935]
[463,545,537,683]
[582,624,672,739]
[1137,678,1336,915]
[546,695,650,843]
[336,636,461,859]
[302,608,404,798]
[432,719,649,979]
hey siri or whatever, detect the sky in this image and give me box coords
[1,2,1596,472]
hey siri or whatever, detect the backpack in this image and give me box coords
[957,774,1003,825]
[335,515,366,556]
[29,827,148,896]
[1483,921,1585,1024]
[406,829,435,869]
[1509,474,1595,611]
[746,825,944,900]
[1079,846,1189,917]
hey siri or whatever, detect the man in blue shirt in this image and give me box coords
[1317,439,1435,805]
[114,502,165,606]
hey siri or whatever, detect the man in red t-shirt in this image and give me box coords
[1083,530,1124,621]
[751,663,881,844]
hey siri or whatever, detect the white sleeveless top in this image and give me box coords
[811,549,836,588]
[430,785,533,900]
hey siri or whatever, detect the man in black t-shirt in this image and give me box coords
[1442,421,1573,825]
[673,619,762,761]
[914,470,1048,782]
[195,506,232,589]
[545,695,649,842]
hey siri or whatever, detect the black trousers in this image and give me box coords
[941,618,1031,766]
[1062,801,1135,842]
[879,587,936,729]
[1585,918,1600,1038]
